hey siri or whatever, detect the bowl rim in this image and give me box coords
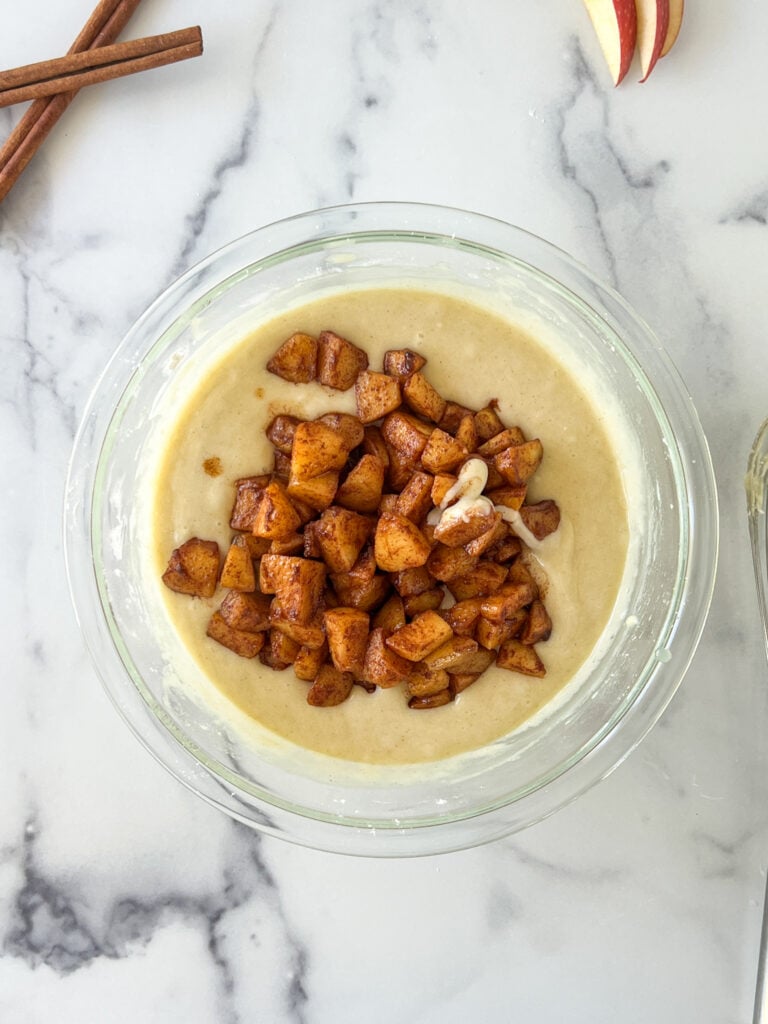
[64,200,719,855]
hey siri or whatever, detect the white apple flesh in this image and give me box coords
[636,0,670,81]
[660,0,684,57]
[583,0,638,86]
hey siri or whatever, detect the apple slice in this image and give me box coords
[636,0,670,81]
[660,0,684,57]
[582,0,638,86]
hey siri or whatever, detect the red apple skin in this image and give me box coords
[637,0,671,81]
[660,0,684,57]
[583,0,638,86]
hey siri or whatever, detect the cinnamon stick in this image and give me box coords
[0,0,143,203]
[0,27,203,108]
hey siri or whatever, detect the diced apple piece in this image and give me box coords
[374,514,432,571]
[480,581,537,622]
[324,607,370,677]
[251,480,302,539]
[446,561,508,601]
[476,613,526,651]
[439,401,474,435]
[455,414,478,453]
[465,517,508,558]
[420,428,469,474]
[162,538,220,598]
[381,410,433,461]
[519,500,561,540]
[520,599,553,645]
[293,641,329,681]
[402,372,447,423]
[355,370,402,424]
[266,414,301,455]
[391,565,433,597]
[219,590,271,632]
[477,427,527,458]
[290,420,350,480]
[496,638,546,678]
[473,403,506,441]
[422,636,482,673]
[449,672,483,696]
[434,505,500,547]
[206,611,265,658]
[314,506,371,573]
[219,535,257,591]
[441,597,484,637]
[383,348,426,378]
[266,332,317,383]
[408,689,452,710]
[316,412,365,451]
[384,609,453,662]
[229,475,271,531]
[361,425,390,469]
[258,554,326,624]
[494,439,544,486]
[431,473,457,507]
[427,543,478,582]
[287,470,339,510]
[407,665,450,698]
[316,330,369,390]
[306,663,355,706]
[372,594,407,633]
[487,485,527,512]
[395,471,434,523]
[363,627,413,688]
[402,588,444,616]
[335,454,385,514]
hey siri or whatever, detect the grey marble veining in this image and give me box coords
[2,2,768,1022]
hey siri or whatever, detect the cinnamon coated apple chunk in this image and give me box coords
[162,326,563,712]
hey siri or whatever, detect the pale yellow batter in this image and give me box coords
[151,288,629,764]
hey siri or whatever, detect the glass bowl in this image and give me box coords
[64,202,718,856]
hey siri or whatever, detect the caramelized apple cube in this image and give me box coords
[287,470,339,510]
[474,402,506,441]
[427,543,478,582]
[229,475,271,531]
[290,420,350,480]
[220,535,257,591]
[407,665,450,698]
[306,664,355,706]
[315,506,371,573]
[420,428,469,474]
[384,609,453,662]
[519,500,561,540]
[316,412,365,451]
[219,590,271,633]
[266,332,317,383]
[494,439,544,486]
[206,611,265,658]
[355,370,402,424]
[383,348,426,378]
[381,410,433,461]
[258,554,326,624]
[422,636,482,673]
[324,607,370,677]
[374,513,432,571]
[402,372,446,423]
[395,471,434,523]
[293,640,329,681]
[408,689,452,710]
[162,538,220,599]
[520,599,553,645]
[496,638,546,677]
[251,480,302,539]
[316,330,369,390]
[335,454,385,514]
[372,594,407,633]
[362,628,413,688]
[266,414,301,455]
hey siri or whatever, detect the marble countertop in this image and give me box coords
[2,2,767,1021]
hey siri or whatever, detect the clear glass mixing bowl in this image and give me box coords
[64,202,718,855]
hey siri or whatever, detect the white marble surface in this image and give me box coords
[1,1,767,1020]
